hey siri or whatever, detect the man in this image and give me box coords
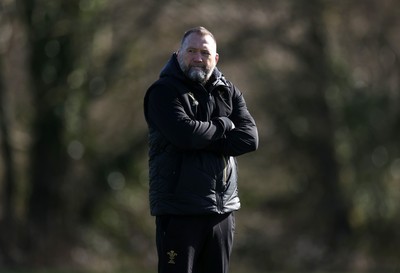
[144,26,258,273]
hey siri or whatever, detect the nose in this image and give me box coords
[192,52,203,62]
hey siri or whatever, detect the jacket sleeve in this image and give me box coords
[144,83,234,150]
[206,84,259,156]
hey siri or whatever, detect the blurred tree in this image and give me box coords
[0,1,19,265]
[287,0,351,246]
[0,50,17,266]
[11,0,158,266]
[16,0,80,259]
[0,0,399,271]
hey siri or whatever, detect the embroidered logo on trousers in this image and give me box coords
[167,250,178,264]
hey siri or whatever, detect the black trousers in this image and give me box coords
[156,212,235,273]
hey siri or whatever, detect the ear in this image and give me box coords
[215,53,219,64]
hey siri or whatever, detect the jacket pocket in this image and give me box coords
[176,152,225,196]
[151,152,181,193]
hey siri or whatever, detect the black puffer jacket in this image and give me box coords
[144,53,258,216]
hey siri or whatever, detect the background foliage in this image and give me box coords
[1,0,400,272]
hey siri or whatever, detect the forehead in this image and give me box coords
[182,33,217,52]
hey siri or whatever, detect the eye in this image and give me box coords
[201,51,211,56]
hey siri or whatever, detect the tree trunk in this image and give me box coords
[0,1,18,263]
[296,0,351,245]
[0,55,17,266]
[16,0,77,258]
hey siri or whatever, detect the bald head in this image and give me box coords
[180,26,217,49]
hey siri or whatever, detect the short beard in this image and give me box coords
[187,67,208,83]
[178,57,212,84]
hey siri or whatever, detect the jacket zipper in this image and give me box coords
[222,156,228,187]
[217,156,229,213]
[216,192,224,213]
[204,84,228,213]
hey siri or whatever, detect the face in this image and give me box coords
[177,33,219,84]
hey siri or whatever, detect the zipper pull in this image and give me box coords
[188,92,199,106]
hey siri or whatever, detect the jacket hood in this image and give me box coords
[159,53,229,88]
